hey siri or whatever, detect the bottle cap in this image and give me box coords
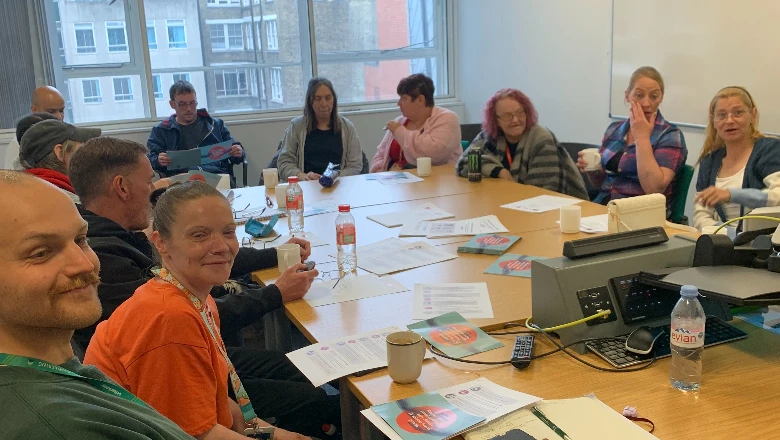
[338,204,351,212]
[680,285,699,297]
[288,176,298,183]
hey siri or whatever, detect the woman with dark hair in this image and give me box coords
[85,181,315,440]
[370,73,461,172]
[277,77,363,181]
[456,88,587,198]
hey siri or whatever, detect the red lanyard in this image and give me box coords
[505,144,513,167]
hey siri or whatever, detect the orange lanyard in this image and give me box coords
[505,144,513,167]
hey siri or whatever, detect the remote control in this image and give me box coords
[511,335,534,369]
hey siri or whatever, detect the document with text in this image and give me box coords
[412,283,494,319]
[501,195,582,213]
[358,241,457,275]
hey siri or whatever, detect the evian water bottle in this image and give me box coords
[286,176,304,235]
[669,285,706,391]
[335,204,357,275]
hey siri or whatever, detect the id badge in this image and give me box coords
[244,426,274,439]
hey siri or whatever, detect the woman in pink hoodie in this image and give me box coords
[370,74,462,173]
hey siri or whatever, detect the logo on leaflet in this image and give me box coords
[207,145,229,160]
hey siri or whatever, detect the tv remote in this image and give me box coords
[511,335,534,370]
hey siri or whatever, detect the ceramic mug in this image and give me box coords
[417,157,432,177]
[581,148,601,171]
[276,243,301,272]
[275,183,289,209]
[263,168,279,189]
[386,331,426,384]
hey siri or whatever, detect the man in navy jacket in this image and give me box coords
[147,80,245,187]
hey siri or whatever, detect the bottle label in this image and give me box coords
[336,224,356,245]
[670,324,705,348]
[286,194,303,210]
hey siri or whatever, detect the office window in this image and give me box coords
[57,23,66,65]
[36,0,449,124]
[113,77,133,101]
[215,70,248,97]
[147,20,157,50]
[173,73,190,83]
[106,21,128,53]
[166,20,187,49]
[74,23,96,54]
[152,75,163,100]
[270,67,282,102]
[266,19,278,51]
[210,23,243,51]
[82,79,101,104]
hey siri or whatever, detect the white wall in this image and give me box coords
[456,0,704,218]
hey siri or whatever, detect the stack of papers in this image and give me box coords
[408,312,503,358]
[457,234,521,255]
[501,195,582,213]
[304,274,408,307]
[357,239,458,275]
[484,254,546,278]
[367,202,455,228]
[362,378,542,440]
[286,326,432,387]
[400,215,509,238]
[412,283,494,319]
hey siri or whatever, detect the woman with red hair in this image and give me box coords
[456,88,587,198]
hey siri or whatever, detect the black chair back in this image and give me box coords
[560,142,601,201]
[460,123,482,143]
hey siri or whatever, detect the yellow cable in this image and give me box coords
[525,309,612,332]
[712,215,780,234]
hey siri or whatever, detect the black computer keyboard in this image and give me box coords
[585,316,748,368]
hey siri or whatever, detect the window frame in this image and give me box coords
[73,22,96,54]
[215,69,250,98]
[165,19,187,50]
[207,20,245,52]
[31,0,455,129]
[270,67,283,103]
[265,17,278,52]
[81,78,102,104]
[207,0,241,7]
[152,74,163,100]
[172,72,191,83]
[112,76,134,102]
[106,21,128,53]
[146,20,157,51]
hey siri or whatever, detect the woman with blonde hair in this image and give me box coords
[576,66,687,216]
[693,86,780,230]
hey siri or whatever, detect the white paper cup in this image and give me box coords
[275,183,289,209]
[582,148,601,172]
[560,205,582,234]
[386,331,426,384]
[276,243,301,272]
[416,157,432,177]
[263,168,279,188]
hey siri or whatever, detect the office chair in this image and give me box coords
[460,123,482,145]
[560,142,601,201]
[669,164,694,225]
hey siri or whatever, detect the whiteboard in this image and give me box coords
[610,0,780,131]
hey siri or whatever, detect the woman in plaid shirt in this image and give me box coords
[577,66,687,217]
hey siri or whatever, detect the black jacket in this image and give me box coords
[74,206,282,350]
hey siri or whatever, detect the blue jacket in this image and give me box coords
[147,109,245,179]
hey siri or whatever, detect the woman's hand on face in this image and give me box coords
[629,101,655,142]
[695,186,731,208]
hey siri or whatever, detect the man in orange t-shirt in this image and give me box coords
[85,278,232,436]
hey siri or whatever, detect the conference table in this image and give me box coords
[238,166,780,439]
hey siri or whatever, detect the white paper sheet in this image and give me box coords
[304,275,408,307]
[373,171,424,185]
[555,213,609,233]
[329,237,411,260]
[362,378,542,440]
[358,241,457,275]
[424,215,509,238]
[398,220,434,237]
[412,283,494,319]
[303,199,339,217]
[501,195,582,213]
[287,326,430,387]
[367,202,455,228]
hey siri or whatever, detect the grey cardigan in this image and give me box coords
[277,115,363,180]
[456,125,588,199]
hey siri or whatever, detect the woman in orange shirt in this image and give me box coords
[85,181,313,440]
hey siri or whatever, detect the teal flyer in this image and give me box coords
[483,254,546,278]
[372,392,484,440]
[408,312,503,359]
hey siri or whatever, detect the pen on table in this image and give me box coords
[531,407,572,440]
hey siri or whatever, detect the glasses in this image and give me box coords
[175,100,198,109]
[241,234,282,249]
[314,270,346,287]
[713,109,749,122]
[497,110,526,123]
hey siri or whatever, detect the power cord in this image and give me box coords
[713,214,780,234]
[488,310,612,336]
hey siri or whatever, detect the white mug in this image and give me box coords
[416,157,432,177]
[263,168,279,189]
[276,243,301,272]
[560,205,582,234]
[386,331,426,384]
[275,183,289,209]
[581,148,601,171]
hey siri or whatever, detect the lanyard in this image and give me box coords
[505,144,513,167]
[152,267,258,425]
[0,353,150,408]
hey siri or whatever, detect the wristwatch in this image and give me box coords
[244,426,274,439]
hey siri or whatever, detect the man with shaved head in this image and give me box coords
[0,171,192,439]
[4,86,67,169]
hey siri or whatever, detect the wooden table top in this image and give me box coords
[347,320,780,438]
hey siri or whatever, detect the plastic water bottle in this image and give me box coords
[336,204,357,275]
[669,285,706,391]
[286,176,304,234]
